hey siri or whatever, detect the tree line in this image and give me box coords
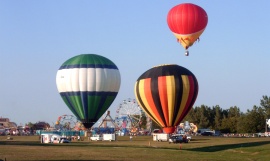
[25,96,270,134]
[181,95,270,133]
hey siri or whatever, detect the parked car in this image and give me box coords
[60,138,70,143]
[173,134,191,141]
[168,135,188,144]
[90,134,103,141]
[201,131,214,136]
[151,129,163,135]
[180,134,191,141]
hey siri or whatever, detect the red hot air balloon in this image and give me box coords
[134,64,198,134]
[167,3,208,56]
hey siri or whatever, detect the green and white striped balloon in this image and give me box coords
[56,54,121,129]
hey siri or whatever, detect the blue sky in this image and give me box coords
[1,1,270,126]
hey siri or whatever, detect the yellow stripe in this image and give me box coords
[174,75,190,125]
[173,29,205,49]
[166,76,175,126]
[136,80,164,127]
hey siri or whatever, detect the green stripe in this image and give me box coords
[62,54,115,66]
[87,96,101,119]
[62,96,84,119]
[62,95,117,121]
[88,96,116,119]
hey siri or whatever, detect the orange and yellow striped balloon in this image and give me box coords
[134,64,198,134]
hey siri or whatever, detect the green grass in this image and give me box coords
[0,135,270,161]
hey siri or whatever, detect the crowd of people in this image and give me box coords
[0,126,33,136]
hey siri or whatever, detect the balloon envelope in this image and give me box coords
[56,54,121,128]
[167,3,208,50]
[134,64,198,134]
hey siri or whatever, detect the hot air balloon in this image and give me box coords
[167,3,208,56]
[134,64,198,134]
[56,54,121,129]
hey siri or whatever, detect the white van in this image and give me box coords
[51,135,70,143]
[41,134,69,143]
[153,133,169,142]
[103,134,116,141]
[41,134,53,143]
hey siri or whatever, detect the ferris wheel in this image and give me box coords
[55,114,78,131]
[115,98,143,130]
[267,119,270,128]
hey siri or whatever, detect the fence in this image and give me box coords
[37,130,85,136]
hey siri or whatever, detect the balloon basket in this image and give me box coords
[163,127,175,134]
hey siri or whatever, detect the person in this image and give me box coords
[77,135,80,141]
[87,132,91,141]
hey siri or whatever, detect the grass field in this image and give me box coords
[1,135,270,161]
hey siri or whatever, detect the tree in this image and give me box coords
[191,106,202,126]
[228,106,241,118]
[25,122,34,128]
[197,105,211,128]
[221,106,241,133]
[214,105,223,130]
[139,113,147,129]
[183,107,196,123]
[260,95,270,118]
[244,106,266,133]
[151,120,161,130]
[237,114,249,133]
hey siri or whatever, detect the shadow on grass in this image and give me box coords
[191,138,210,141]
[0,141,42,146]
[1,160,113,161]
[0,140,141,149]
[2,139,270,154]
[187,141,270,152]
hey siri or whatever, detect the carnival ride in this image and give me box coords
[115,98,143,135]
[178,121,198,134]
[98,111,119,128]
[267,119,270,128]
[55,114,83,131]
[92,111,119,134]
[265,119,270,136]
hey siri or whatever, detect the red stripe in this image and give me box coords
[176,76,195,125]
[158,76,169,126]
[144,78,164,126]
